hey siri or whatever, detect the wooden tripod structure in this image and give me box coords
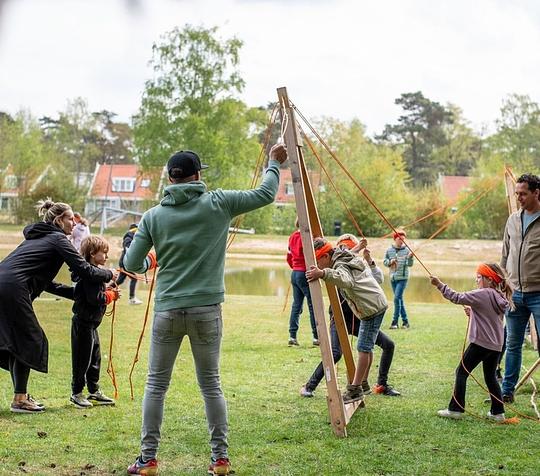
[503,166,540,392]
[277,87,362,437]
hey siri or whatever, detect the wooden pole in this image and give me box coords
[277,87,361,436]
[515,357,540,392]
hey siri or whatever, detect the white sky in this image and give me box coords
[0,0,539,136]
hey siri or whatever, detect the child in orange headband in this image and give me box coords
[306,237,388,404]
[430,263,513,422]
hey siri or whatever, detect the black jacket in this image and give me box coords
[71,270,109,326]
[118,229,136,269]
[0,222,113,372]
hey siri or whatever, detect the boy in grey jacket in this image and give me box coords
[306,237,388,404]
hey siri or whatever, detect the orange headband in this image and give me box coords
[337,238,357,250]
[315,242,333,260]
[476,264,502,284]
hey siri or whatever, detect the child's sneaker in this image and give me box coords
[312,338,320,346]
[27,394,45,409]
[402,322,410,329]
[129,297,143,305]
[342,384,363,403]
[127,456,158,475]
[300,386,314,398]
[373,383,401,396]
[389,323,398,330]
[437,408,464,419]
[487,411,506,422]
[208,457,232,475]
[70,393,92,409]
[288,338,299,346]
[361,380,372,395]
[87,389,115,405]
[10,398,45,414]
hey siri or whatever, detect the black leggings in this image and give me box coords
[116,271,137,299]
[448,342,504,415]
[8,355,30,394]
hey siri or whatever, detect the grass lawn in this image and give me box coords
[0,294,538,475]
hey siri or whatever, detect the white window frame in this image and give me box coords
[112,177,135,193]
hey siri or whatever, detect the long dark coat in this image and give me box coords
[0,222,112,373]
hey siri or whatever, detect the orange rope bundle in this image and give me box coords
[129,266,158,400]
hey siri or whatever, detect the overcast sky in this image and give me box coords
[0,0,539,135]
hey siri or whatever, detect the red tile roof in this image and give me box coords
[276,168,321,204]
[88,164,163,199]
[439,175,472,201]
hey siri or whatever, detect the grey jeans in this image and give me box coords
[140,304,228,461]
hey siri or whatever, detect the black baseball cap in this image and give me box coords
[167,150,208,179]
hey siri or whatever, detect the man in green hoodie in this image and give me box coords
[124,143,287,476]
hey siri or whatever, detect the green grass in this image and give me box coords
[0,295,538,475]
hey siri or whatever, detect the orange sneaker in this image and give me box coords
[208,458,232,475]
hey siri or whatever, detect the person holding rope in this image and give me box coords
[70,235,120,409]
[500,173,540,403]
[300,234,400,398]
[430,263,511,422]
[306,236,388,404]
[124,144,287,476]
[286,217,318,346]
[384,229,414,329]
[116,223,143,305]
[0,199,115,413]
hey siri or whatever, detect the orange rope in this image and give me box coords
[117,268,148,282]
[129,266,158,400]
[292,103,432,275]
[301,127,365,238]
[106,299,119,399]
[227,104,279,250]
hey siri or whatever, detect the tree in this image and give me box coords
[133,25,265,190]
[377,91,454,186]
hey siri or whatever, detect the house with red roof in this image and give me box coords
[438,175,472,202]
[275,168,322,205]
[84,163,166,216]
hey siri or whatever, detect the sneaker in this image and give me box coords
[402,322,410,329]
[27,394,45,409]
[437,409,464,419]
[288,338,299,346]
[70,393,93,409]
[10,398,45,414]
[208,458,232,475]
[502,393,514,404]
[87,389,115,405]
[312,338,320,346]
[373,384,401,396]
[389,323,398,330]
[127,456,158,475]
[300,386,314,398]
[361,381,372,395]
[129,297,143,305]
[342,384,364,403]
[487,411,506,422]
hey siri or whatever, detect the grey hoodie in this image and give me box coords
[322,247,388,320]
[437,284,508,352]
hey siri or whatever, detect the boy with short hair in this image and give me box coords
[306,237,388,403]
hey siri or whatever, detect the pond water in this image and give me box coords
[48,261,476,304]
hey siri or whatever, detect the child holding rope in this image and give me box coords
[70,235,120,408]
[306,237,388,404]
[301,234,400,398]
[430,263,512,422]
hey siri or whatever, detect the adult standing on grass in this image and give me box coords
[0,199,114,413]
[124,143,287,476]
[384,229,414,329]
[500,173,540,403]
[286,218,318,346]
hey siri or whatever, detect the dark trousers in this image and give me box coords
[448,342,504,415]
[8,354,30,394]
[71,317,102,395]
[305,319,395,391]
[289,270,317,339]
[116,271,137,299]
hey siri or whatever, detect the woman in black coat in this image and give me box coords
[0,199,115,413]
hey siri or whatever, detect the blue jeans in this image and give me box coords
[357,312,385,352]
[502,291,540,395]
[391,279,408,324]
[140,305,228,461]
[288,271,317,339]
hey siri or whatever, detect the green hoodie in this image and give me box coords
[124,159,281,311]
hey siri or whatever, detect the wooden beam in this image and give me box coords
[515,357,540,392]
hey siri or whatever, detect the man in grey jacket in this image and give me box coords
[500,173,540,402]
